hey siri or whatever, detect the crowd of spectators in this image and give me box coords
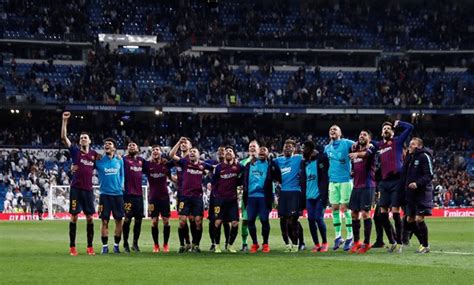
[2,0,474,50]
[2,44,474,107]
[1,118,473,212]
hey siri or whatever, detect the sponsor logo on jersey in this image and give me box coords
[187,169,203,175]
[80,159,94,166]
[379,146,392,155]
[150,173,166,178]
[281,167,292,176]
[221,173,238,179]
[130,166,142,172]
[104,168,119,175]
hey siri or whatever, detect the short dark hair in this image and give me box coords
[128,140,139,147]
[80,132,91,140]
[382,121,393,129]
[151,144,161,149]
[360,129,372,138]
[303,140,315,151]
[103,137,117,148]
[224,145,235,153]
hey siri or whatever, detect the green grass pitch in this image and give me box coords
[1,218,473,284]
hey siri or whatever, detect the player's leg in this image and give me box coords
[278,192,291,250]
[151,216,160,252]
[68,187,81,255]
[329,182,343,249]
[357,187,374,253]
[191,197,204,252]
[307,199,320,252]
[208,197,216,251]
[348,188,360,253]
[132,196,144,252]
[112,195,124,254]
[84,190,95,255]
[161,200,171,252]
[227,200,240,253]
[240,199,249,251]
[69,214,79,256]
[213,198,224,252]
[99,195,111,254]
[259,198,271,252]
[378,181,397,250]
[315,197,328,252]
[288,192,300,250]
[178,196,191,247]
[340,182,354,251]
[372,203,385,247]
[177,197,189,253]
[297,220,305,251]
[223,221,230,249]
[247,198,259,252]
[122,196,132,252]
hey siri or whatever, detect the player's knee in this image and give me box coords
[163,218,169,226]
[152,219,158,227]
[215,219,222,227]
[380,207,388,213]
[231,221,239,228]
[361,211,370,220]
[407,216,416,223]
[415,216,424,223]
[102,220,109,228]
[332,204,340,211]
[340,204,347,212]
[351,211,359,220]
[391,207,400,213]
[71,215,78,223]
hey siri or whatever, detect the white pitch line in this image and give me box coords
[431,251,474,255]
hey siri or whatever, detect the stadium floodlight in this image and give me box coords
[15,110,19,114]
[10,109,14,114]
[285,112,290,116]
[155,110,163,116]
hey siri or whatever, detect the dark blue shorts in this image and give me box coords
[405,189,433,216]
[178,196,204,217]
[278,191,300,217]
[124,195,144,219]
[247,197,270,222]
[69,187,95,216]
[213,197,239,222]
[99,194,124,220]
[349,188,375,212]
[148,199,171,218]
[378,179,405,208]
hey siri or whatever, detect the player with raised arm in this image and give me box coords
[376,120,414,253]
[122,141,145,253]
[348,130,376,254]
[324,125,356,251]
[170,137,213,253]
[61,111,97,256]
[143,145,174,253]
[96,138,125,254]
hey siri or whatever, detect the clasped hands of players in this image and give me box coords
[408,182,418,190]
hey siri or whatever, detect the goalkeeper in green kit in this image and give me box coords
[239,140,260,251]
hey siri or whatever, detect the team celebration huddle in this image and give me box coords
[61,111,433,256]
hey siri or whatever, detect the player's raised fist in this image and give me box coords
[62,112,71,120]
